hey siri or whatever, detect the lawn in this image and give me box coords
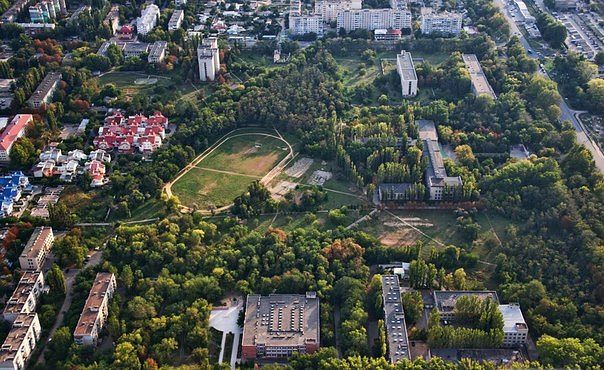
[172,132,290,209]
[97,71,197,101]
[59,186,112,222]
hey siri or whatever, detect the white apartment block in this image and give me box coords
[500,304,529,347]
[288,14,324,35]
[2,272,45,324]
[0,313,41,370]
[396,50,417,97]
[168,9,184,31]
[148,41,167,63]
[314,0,362,23]
[175,0,187,6]
[462,54,497,99]
[74,273,116,346]
[420,7,462,36]
[197,37,220,81]
[337,9,411,32]
[136,4,160,35]
[19,227,54,271]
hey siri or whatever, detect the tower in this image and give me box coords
[197,38,220,82]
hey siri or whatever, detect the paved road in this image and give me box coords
[494,0,604,172]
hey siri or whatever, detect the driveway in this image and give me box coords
[209,297,243,369]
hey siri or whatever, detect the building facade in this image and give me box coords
[396,50,417,97]
[288,14,324,35]
[0,313,41,370]
[136,4,160,35]
[500,304,529,347]
[19,227,54,271]
[337,9,412,32]
[420,8,462,36]
[2,272,45,324]
[433,291,500,321]
[0,114,33,162]
[197,37,220,81]
[74,273,116,346]
[26,72,61,108]
[314,0,362,23]
[148,41,167,63]
[168,9,184,31]
[242,293,320,361]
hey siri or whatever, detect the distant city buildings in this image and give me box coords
[136,4,160,35]
[169,9,184,31]
[197,37,221,81]
[288,13,324,35]
[462,54,497,99]
[242,292,320,361]
[19,227,54,271]
[314,0,362,23]
[420,7,462,36]
[337,9,411,32]
[26,72,62,109]
[0,115,33,162]
[93,110,169,154]
[396,50,418,97]
[381,275,410,363]
[74,273,117,346]
[29,0,65,23]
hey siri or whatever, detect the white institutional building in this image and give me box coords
[197,37,220,81]
[337,9,412,32]
[314,0,362,23]
[288,13,324,35]
[420,7,462,36]
[396,50,417,97]
[136,4,160,35]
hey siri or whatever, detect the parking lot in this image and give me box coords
[557,12,604,59]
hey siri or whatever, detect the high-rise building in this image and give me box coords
[74,273,117,346]
[136,4,160,35]
[337,9,412,32]
[288,14,324,35]
[198,37,220,81]
[314,0,362,23]
[396,50,417,97]
[420,7,462,36]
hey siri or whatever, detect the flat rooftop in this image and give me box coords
[397,51,417,82]
[462,54,496,99]
[381,275,410,363]
[0,313,38,361]
[74,273,115,338]
[433,291,499,314]
[418,120,438,141]
[3,272,42,316]
[499,304,528,333]
[242,293,320,348]
[26,72,61,104]
[20,227,52,261]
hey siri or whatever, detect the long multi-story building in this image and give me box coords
[74,273,116,346]
[513,0,535,24]
[168,9,184,31]
[381,275,410,364]
[337,9,412,32]
[26,72,61,108]
[288,13,324,35]
[396,50,417,97]
[197,37,220,81]
[136,4,160,35]
[500,303,529,347]
[0,115,32,162]
[0,313,41,370]
[462,54,496,99]
[2,271,45,324]
[242,292,320,361]
[314,0,362,23]
[19,227,53,271]
[433,291,500,322]
[148,41,167,64]
[420,7,462,36]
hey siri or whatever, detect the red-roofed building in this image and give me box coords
[0,115,33,162]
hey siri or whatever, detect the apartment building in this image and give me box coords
[242,292,320,361]
[19,227,53,271]
[381,275,410,363]
[26,72,61,108]
[0,313,41,370]
[500,304,529,347]
[288,14,324,35]
[420,7,462,36]
[513,0,535,24]
[396,50,417,97]
[148,41,167,63]
[74,273,116,346]
[197,37,220,81]
[168,9,184,31]
[29,0,63,23]
[314,0,362,23]
[2,272,45,323]
[337,9,412,32]
[462,54,497,99]
[136,4,160,35]
[0,115,33,162]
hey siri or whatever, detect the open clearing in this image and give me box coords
[171,132,290,209]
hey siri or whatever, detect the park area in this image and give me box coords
[96,71,199,101]
[170,131,291,210]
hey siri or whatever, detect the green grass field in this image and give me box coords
[172,133,289,209]
[97,71,197,101]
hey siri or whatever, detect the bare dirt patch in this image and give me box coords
[379,228,421,246]
[285,157,314,178]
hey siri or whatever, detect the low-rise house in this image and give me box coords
[0,115,33,162]
[33,148,90,183]
[19,227,53,271]
[374,28,402,42]
[2,272,45,323]
[88,149,111,163]
[0,79,15,110]
[0,313,41,370]
[85,160,108,187]
[93,110,168,154]
[74,273,116,346]
[26,72,61,109]
[0,172,30,218]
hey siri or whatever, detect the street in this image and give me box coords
[493,0,604,172]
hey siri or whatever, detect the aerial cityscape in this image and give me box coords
[0,0,601,369]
